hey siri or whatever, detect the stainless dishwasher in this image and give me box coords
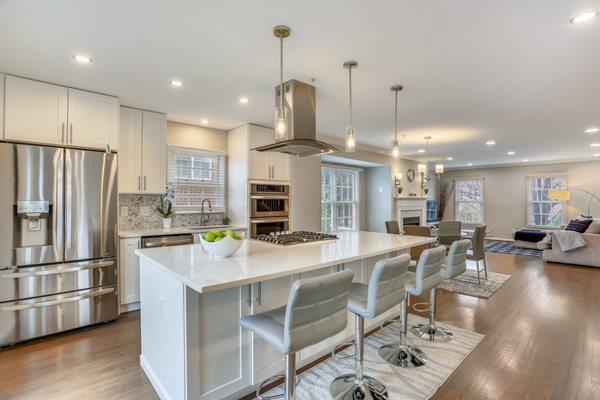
[141,234,195,249]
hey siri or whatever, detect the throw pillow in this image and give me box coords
[564,218,593,233]
[585,219,600,234]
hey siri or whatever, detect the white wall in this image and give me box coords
[167,121,228,151]
[290,156,321,231]
[441,159,600,238]
[365,166,392,232]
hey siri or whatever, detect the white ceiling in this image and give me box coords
[1,0,599,168]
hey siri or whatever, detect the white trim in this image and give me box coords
[140,354,174,400]
[321,162,364,172]
[167,144,228,156]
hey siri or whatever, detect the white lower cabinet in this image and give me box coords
[119,237,141,308]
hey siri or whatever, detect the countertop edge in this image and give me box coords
[119,226,248,238]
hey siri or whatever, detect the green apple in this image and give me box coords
[203,232,216,242]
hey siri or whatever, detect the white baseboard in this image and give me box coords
[140,354,171,400]
[119,302,140,313]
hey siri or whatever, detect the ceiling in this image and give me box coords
[1,0,599,168]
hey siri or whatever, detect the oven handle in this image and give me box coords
[0,260,115,279]
[251,218,290,223]
[250,195,289,200]
[0,287,115,311]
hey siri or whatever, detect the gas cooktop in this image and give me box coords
[251,231,338,246]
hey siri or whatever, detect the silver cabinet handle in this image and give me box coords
[0,287,115,311]
[69,123,73,143]
[256,282,262,306]
[246,285,252,306]
[61,123,65,143]
[0,260,115,279]
[272,166,275,179]
[144,175,147,191]
[138,175,141,191]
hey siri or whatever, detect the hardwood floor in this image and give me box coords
[1,252,599,400]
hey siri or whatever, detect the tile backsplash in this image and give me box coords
[119,194,226,230]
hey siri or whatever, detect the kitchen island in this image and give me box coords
[136,231,437,400]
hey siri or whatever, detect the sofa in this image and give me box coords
[542,218,600,268]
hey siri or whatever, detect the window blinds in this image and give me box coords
[167,147,227,212]
[321,165,360,232]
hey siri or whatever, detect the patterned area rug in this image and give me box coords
[439,269,511,299]
[265,314,484,400]
[484,240,543,258]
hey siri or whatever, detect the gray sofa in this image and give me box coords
[542,219,600,268]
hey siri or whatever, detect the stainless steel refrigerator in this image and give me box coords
[0,143,118,346]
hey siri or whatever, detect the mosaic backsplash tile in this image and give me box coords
[119,194,227,230]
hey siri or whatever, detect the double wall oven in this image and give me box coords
[250,183,290,236]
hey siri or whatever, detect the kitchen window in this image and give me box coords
[455,178,485,224]
[526,174,566,227]
[321,165,360,232]
[167,146,227,212]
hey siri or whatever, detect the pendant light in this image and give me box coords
[390,85,403,158]
[343,61,358,152]
[273,25,291,141]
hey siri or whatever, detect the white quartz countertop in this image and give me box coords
[119,225,247,238]
[135,231,437,293]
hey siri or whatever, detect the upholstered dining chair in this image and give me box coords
[385,220,400,234]
[437,221,462,247]
[403,225,434,263]
[467,225,488,284]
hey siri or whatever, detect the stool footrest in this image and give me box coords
[331,340,356,360]
[412,301,430,313]
[256,374,302,400]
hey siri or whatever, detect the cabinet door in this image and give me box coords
[141,111,167,193]
[248,125,273,180]
[67,88,119,150]
[250,276,294,385]
[270,152,291,181]
[119,238,141,305]
[118,107,143,193]
[4,76,68,145]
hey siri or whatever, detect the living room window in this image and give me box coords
[321,165,360,232]
[455,178,484,223]
[167,146,227,212]
[526,174,566,227]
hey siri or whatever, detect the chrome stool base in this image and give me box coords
[330,374,388,400]
[411,323,454,342]
[378,343,428,368]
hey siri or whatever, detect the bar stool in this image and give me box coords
[410,239,470,342]
[378,246,445,367]
[330,254,411,400]
[239,269,354,400]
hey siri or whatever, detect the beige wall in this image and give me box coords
[441,159,600,239]
[167,121,228,151]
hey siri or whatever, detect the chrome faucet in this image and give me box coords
[201,198,213,226]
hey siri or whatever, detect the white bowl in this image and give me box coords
[200,232,245,257]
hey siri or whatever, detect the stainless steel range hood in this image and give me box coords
[252,79,339,157]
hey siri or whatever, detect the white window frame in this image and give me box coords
[167,146,227,212]
[321,164,361,232]
[454,177,485,224]
[525,173,567,228]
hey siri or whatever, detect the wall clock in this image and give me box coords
[407,168,416,182]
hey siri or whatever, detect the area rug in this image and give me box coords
[484,240,543,258]
[265,314,484,400]
[439,270,511,298]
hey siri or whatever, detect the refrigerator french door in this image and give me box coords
[0,143,118,346]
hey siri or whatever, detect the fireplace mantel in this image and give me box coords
[395,197,428,227]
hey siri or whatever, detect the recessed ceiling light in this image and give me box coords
[73,54,92,63]
[507,151,516,155]
[591,143,600,147]
[486,140,496,146]
[446,157,454,161]
[200,119,208,125]
[239,97,250,104]
[522,159,529,162]
[586,127,599,133]
[570,11,599,24]
[169,80,183,87]
[467,163,473,166]
[594,153,600,157]
[417,149,425,153]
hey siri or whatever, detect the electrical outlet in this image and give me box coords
[379,186,384,193]
[120,206,129,217]
[159,297,165,320]
[140,206,151,216]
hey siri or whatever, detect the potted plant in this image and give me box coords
[156,184,175,229]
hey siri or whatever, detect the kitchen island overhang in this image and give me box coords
[136,231,437,400]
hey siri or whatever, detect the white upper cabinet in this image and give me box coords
[67,88,119,151]
[248,124,290,181]
[118,107,143,192]
[4,76,68,145]
[3,76,119,151]
[118,106,166,194]
[141,111,167,193]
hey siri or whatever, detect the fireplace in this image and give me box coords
[403,216,421,226]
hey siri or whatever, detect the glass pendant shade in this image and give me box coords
[274,106,288,140]
[345,126,356,152]
[392,140,400,158]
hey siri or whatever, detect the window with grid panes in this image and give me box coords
[526,174,566,227]
[321,165,360,232]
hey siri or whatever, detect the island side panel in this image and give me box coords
[139,256,186,400]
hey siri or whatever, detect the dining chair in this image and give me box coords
[437,221,462,247]
[403,225,433,262]
[466,225,488,284]
[385,220,400,234]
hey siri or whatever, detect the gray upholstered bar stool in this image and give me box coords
[410,239,470,342]
[239,269,354,400]
[330,254,411,400]
[378,246,445,367]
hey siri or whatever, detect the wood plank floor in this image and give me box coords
[1,252,599,400]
